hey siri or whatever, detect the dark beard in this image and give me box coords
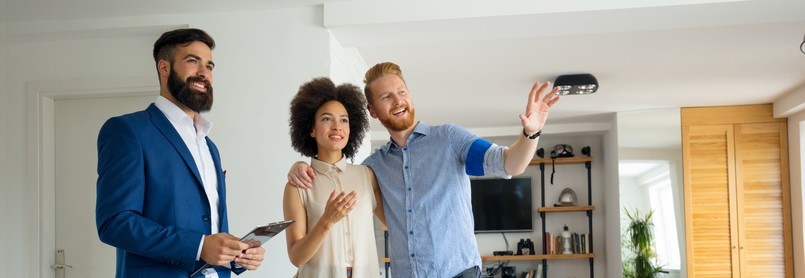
[167,67,213,112]
[380,106,416,132]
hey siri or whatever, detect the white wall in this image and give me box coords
[788,109,805,277]
[328,31,371,162]
[619,176,648,215]
[602,116,621,278]
[0,18,10,274]
[3,6,333,278]
[774,81,805,277]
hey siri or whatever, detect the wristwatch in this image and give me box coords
[523,129,542,140]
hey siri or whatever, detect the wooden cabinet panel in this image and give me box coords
[682,104,792,278]
[734,123,792,278]
[684,125,737,277]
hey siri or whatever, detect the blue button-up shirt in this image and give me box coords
[363,122,509,277]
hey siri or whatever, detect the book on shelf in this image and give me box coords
[535,264,543,278]
[555,235,561,254]
[580,234,587,254]
[545,231,590,255]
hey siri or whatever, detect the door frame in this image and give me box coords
[26,76,157,278]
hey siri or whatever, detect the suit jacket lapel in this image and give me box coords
[207,137,228,233]
[146,104,204,187]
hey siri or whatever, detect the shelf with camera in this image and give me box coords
[476,147,596,276]
[534,145,595,278]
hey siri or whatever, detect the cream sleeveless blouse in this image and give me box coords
[296,157,380,278]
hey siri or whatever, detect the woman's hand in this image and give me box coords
[320,189,358,227]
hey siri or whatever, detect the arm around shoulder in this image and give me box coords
[288,161,316,189]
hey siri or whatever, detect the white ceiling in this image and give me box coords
[324,0,805,134]
[4,0,805,137]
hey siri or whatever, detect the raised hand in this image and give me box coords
[519,81,560,134]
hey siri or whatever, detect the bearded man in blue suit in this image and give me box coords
[96,28,265,278]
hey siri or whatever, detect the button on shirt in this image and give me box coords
[154,96,219,264]
[363,122,509,278]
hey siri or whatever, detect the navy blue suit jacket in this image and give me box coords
[96,104,238,277]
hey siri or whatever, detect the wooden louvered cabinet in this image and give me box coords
[682,105,793,278]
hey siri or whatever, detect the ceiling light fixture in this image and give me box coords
[800,33,805,54]
[553,73,598,95]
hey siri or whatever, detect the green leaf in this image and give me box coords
[621,207,664,278]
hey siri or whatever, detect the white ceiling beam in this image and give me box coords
[774,83,805,118]
[324,0,805,47]
[324,0,746,27]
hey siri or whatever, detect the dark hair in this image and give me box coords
[152,28,215,64]
[290,77,369,159]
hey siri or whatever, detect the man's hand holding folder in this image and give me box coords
[201,233,264,269]
[191,220,294,277]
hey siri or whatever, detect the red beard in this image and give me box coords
[379,105,415,132]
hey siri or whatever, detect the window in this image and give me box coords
[648,174,681,270]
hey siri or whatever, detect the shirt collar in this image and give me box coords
[380,121,429,153]
[154,95,213,137]
[310,155,348,174]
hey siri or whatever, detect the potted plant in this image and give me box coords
[622,208,663,278]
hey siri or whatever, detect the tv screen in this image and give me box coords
[470,177,533,233]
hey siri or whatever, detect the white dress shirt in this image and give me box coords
[155,96,220,265]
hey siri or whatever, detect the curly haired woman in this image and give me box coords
[284,77,385,278]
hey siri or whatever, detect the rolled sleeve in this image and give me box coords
[483,144,511,178]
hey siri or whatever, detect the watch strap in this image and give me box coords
[523,129,542,140]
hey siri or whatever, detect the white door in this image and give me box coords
[53,95,155,278]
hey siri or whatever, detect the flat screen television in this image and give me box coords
[470,177,533,233]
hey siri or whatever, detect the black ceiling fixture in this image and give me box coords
[553,73,598,95]
[800,33,805,54]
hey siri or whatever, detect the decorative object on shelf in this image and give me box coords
[555,187,578,206]
[551,144,574,158]
[622,208,663,278]
[561,225,573,254]
[517,239,526,255]
[516,238,535,255]
[554,74,599,95]
[581,146,591,157]
[550,144,574,184]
